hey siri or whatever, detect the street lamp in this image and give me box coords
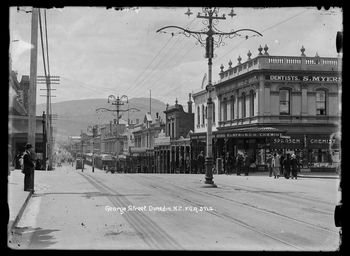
[157,7,262,187]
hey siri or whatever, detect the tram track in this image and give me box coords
[132,175,338,239]
[131,175,306,250]
[143,176,338,234]
[138,174,336,224]
[216,179,335,207]
[78,172,183,250]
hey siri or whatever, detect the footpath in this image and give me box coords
[7,169,33,234]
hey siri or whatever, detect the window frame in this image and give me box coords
[242,93,246,118]
[279,89,291,115]
[316,89,327,116]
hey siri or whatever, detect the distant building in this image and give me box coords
[130,113,165,173]
[99,119,127,155]
[154,96,194,173]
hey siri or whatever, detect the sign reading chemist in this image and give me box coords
[266,75,341,82]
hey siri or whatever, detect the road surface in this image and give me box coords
[9,164,340,250]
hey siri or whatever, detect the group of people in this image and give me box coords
[266,152,300,179]
[196,150,301,179]
[196,151,253,176]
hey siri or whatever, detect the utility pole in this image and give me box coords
[92,125,96,173]
[42,111,46,169]
[28,8,39,149]
[96,95,140,124]
[28,7,39,191]
[81,139,84,172]
[149,90,152,115]
[157,7,262,186]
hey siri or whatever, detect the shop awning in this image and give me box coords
[217,126,284,138]
[100,154,113,161]
[129,147,148,154]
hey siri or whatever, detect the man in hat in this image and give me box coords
[23,143,36,191]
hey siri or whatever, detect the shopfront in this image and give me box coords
[269,133,338,171]
[306,134,338,171]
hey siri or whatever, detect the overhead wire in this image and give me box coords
[216,9,309,63]
[146,9,311,103]
[129,37,197,97]
[47,9,311,105]
[126,16,198,96]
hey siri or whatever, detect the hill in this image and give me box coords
[36,98,166,142]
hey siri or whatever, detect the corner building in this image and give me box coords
[192,45,341,172]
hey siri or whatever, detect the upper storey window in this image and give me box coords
[279,89,290,115]
[316,90,326,115]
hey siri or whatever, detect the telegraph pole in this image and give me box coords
[28,8,39,149]
[28,8,39,191]
[157,7,262,186]
[96,95,140,124]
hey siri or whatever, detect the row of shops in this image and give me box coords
[83,128,339,174]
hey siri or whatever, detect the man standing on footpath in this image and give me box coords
[23,143,36,192]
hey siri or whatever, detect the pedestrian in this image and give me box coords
[283,154,291,179]
[291,154,298,179]
[266,154,273,177]
[22,143,36,192]
[274,153,281,178]
[225,152,233,175]
[13,150,22,169]
[197,151,205,174]
[280,153,285,177]
[244,153,250,176]
[236,154,243,176]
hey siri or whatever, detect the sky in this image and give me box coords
[9,6,343,109]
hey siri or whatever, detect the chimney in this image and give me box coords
[187,93,193,114]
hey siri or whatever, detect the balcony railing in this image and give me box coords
[219,55,340,82]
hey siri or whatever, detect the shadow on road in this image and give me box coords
[9,226,59,249]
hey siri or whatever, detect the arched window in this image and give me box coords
[279,89,290,115]
[212,102,216,123]
[202,105,205,125]
[197,106,200,125]
[316,90,326,115]
[242,93,246,118]
[230,96,235,120]
[250,90,255,117]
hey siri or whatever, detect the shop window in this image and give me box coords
[279,89,290,115]
[242,93,246,118]
[316,90,327,115]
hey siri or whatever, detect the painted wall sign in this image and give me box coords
[266,75,341,82]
